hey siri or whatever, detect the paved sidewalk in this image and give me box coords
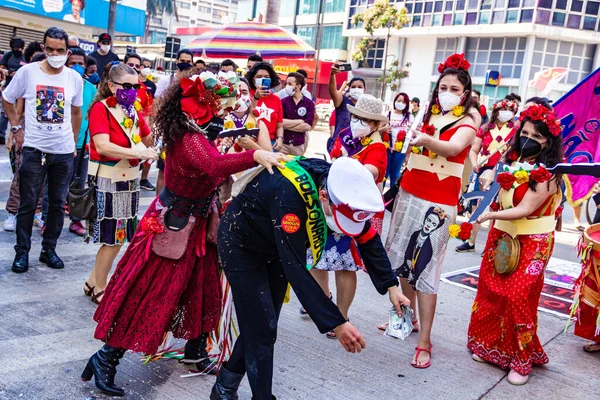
[0,130,598,400]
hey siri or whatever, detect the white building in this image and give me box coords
[343,0,600,105]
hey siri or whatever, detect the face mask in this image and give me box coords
[438,91,463,111]
[519,136,543,159]
[115,88,138,108]
[47,54,68,69]
[141,68,152,78]
[85,72,100,85]
[497,110,514,123]
[12,50,22,57]
[71,64,85,77]
[100,45,111,53]
[177,62,192,72]
[350,118,372,139]
[325,214,343,234]
[349,88,364,100]
[236,96,251,113]
[285,85,296,96]
[395,102,406,111]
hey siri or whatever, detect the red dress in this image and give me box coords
[467,182,556,375]
[93,133,256,354]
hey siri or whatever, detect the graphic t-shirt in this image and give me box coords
[252,92,284,140]
[2,62,84,154]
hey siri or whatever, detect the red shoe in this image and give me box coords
[411,344,433,369]
[69,221,86,236]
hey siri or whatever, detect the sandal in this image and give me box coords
[91,288,105,305]
[583,342,600,353]
[325,330,336,339]
[507,369,529,385]
[83,282,95,297]
[411,344,433,369]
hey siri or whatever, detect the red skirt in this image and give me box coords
[467,226,554,375]
[93,198,222,355]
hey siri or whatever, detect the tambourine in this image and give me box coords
[494,233,520,275]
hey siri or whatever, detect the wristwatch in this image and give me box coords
[10,125,22,133]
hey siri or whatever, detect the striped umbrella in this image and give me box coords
[184,21,316,60]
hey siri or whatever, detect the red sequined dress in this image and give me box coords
[93,132,256,354]
[467,176,558,375]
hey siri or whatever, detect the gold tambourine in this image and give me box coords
[494,234,520,274]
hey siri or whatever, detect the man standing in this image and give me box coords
[195,59,206,73]
[66,46,96,236]
[246,54,262,71]
[220,59,237,73]
[155,49,193,98]
[140,58,157,98]
[277,69,313,101]
[410,97,420,117]
[280,72,314,156]
[2,27,83,273]
[88,33,119,79]
[0,37,26,72]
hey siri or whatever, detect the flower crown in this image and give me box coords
[518,104,562,137]
[437,53,471,74]
[492,100,518,112]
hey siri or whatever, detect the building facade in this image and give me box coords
[344,0,600,106]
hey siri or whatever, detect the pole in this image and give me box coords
[311,0,326,96]
[252,0,258,20]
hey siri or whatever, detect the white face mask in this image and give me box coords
[395,102,406,111]
[497,110,514,123]
[47,54,68,69]
[285,85,296,96]
[100,44,111,53]
[438,91,463,111]
[236,95,251,113]
[350,118,372,139]
[141,68,152,78]
[325,214,343,234]
[349,87,364,100]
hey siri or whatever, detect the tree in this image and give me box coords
[384,61,411,92]
[145,0,179,44]
[351,0,410,98]
[265,0,281,25]
[107,0,118,38]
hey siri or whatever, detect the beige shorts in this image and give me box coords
[277,134,309,156]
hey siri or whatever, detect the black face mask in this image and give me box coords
[202,116,224,141]
[12,49,22,57]
[177,62,193,72]
[519,136,543,159]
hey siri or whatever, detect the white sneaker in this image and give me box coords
[4,214,16,231]
[33,213,44,228]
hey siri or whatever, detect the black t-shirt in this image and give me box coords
[89,50,119,79]
[0,51,25,71]
[143,79,157,98]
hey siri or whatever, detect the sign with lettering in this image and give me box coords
[485,70,501,87]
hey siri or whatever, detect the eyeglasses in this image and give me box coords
[351,116,371,127]
[111,81,141,90]
[126,63,141,69]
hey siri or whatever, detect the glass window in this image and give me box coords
[552,12,566,26]
[501,65,512,77]
[573,43,584,55]
[568,71,580,84]
[556,0,567,9]
[538,0,552,8]
[583,16,597,30]
[559,42,571,54]
[424,14,432,26]
[543,53,556,67]
[468,0,479,9]
[586,44,596,58]
[506,10,519,22]
[425,2,433,12]
[556,55,569,68]
[446,1,454,10]
[531,52,543,66]
[435,1,443,11]
[476,52,488,63]
[454,12,465,24]
[481,0,492,9]
[413,15,422,26]
[466,12,478,24]
[466,49,477,61]
[571,0,583,11]
[536,9,551,24]
[586,1,600,15]
[567,14,581,29]
[492,11,505,23]
[479,11,491,23]
[502,51,515,63]
[516,51,525,63]
[474,65,487,76]
[479,38,491,48]
[433,14,442,25]
[520,9,533,22]
[415,3,423,12]
[494,0,507,8]
[522,0,535,5]
[508,0,519,7]
[406,3,413,12]
[583,57,593,73]
[570,57,581,70]
[546,40,558,53]
[491,38,503,49]
[457,0,466,9]
[489,51,501,63]
[443,14,453,24]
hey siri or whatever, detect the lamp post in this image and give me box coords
[311,0,326,96]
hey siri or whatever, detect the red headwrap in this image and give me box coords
[180,76,222,126]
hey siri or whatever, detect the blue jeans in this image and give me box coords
[16,147,73,253]
[385,150,406,186]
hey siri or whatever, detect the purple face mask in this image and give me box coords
[115,88,137,108]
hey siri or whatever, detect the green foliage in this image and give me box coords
[378,61,411,92]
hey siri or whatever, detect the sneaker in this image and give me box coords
[69,221,86,236]
[4,214,16,231]
[33,213,44,229]
[139,179,156,191]
[455,242,475,253]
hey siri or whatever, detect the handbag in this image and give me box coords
[494,233,520,274]
[152,207,196,260]
[67,129,98,221]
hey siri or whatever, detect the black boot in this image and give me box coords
[81,344,126,397]
[209,365,244,400]
[182,332,216,375]
[12,251,29,273]
[40,248,64,269]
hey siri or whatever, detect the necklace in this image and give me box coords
[230,112,248,128]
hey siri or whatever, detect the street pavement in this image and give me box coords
[0,127,598,400]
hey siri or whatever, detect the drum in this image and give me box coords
[572,223,600,340]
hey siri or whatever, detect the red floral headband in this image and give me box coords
[492,100,518,112]
[180,76,222,126]
[518,104,562,137]
[438,53,471,74]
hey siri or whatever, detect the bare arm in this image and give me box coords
[329,66,343,109]
[71,105,83,146]
[365,164,379,181]
[413,126,477,158]
[283,119,311,131]
[16,98,24,121]
[469,137,482,172]
[92,133,157,160]
[257,120,272,150]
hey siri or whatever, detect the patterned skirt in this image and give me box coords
[467,227,555,375]
[86,176,140,246]
[385,189,456,294]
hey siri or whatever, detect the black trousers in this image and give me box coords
[219,244,288,400]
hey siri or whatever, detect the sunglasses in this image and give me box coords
[126,63,141,69]
[111,81,141,90]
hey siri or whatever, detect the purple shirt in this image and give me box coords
[282,95,315,146]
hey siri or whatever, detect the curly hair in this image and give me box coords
[424,68,479,125]
[502,118,563,191]
[245,62,280,90]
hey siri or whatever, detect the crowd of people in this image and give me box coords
[1,26,599,400]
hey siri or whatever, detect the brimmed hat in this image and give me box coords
[98,33,111,43]
[347,94,388,123]
[327,158,384,236]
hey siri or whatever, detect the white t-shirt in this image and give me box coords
[3,62,83,154]
[389,111,414,147]
[155,75,174,99]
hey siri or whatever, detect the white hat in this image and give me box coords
[327,157,384,236]
[347,94,389,123]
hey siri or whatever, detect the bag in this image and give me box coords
[152,207,196,260]
[67,130,97,220]
[494,233,520,274]
[206,201,220,246]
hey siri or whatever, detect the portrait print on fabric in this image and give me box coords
[36,85,65,124]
